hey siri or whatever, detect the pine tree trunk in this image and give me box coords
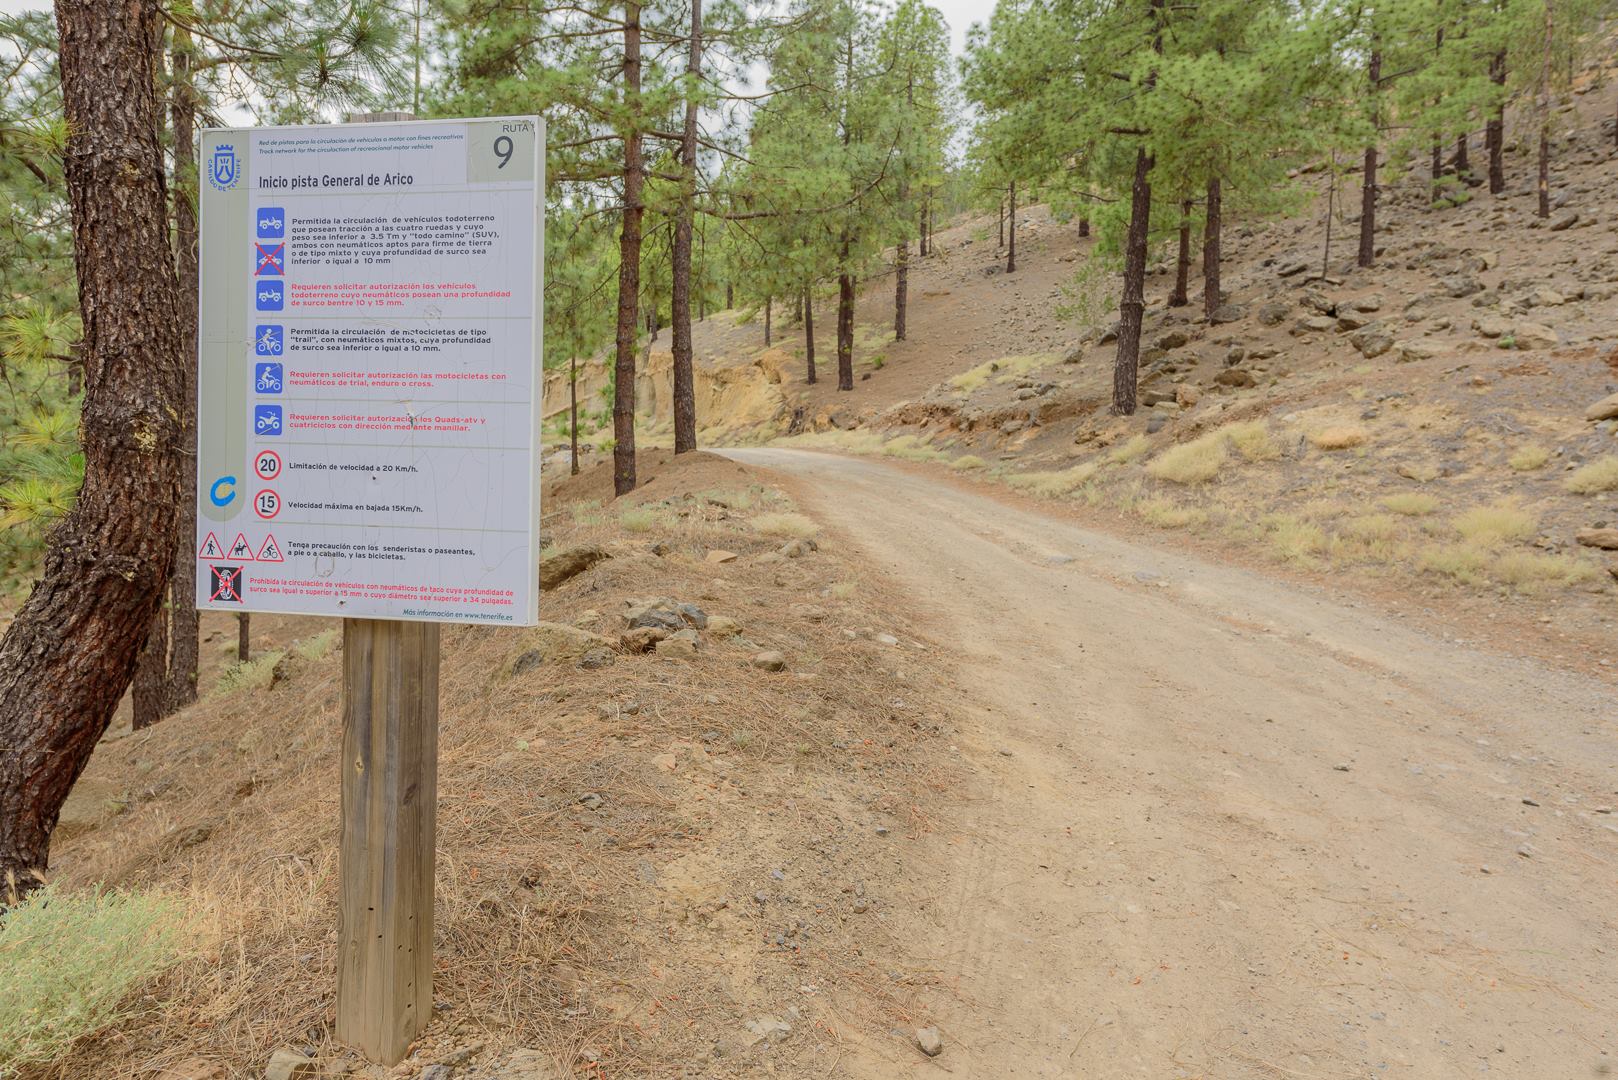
[836,244,854,393]
[1170,199,1191,307]
[613,1,644,496]
[164,24,199,715]
[894,238,908,340]
[726,282,733,309]
[669,0,701,455]
[1112,147,1152,417]
[1078,217,1090,238]
[997,198,1004,248]
[1431,139,1443,185]
[0,0,184,896]
[919,204,928,256]
[132,608,167,730]
[803,287,816,385]
[1455,132,1469,174]
[569,356,579,476]
[1359,48,1380,269]
[1487,50,1506,194]
[1536,1,1553,219]
[1202,176,1221,319]
[764,295,771,346]
[1006,180,1017,273]
[237,612,250,662]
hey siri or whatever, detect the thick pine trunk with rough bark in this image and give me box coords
[0,0,184,896]
[1202,176,1221,319]
[164,25,200,715]
[803,287,816,384]
[132,610,166,730]
[669,0,701,455]
[1170,199,1191,307]
[1359,49,1380,269]
[1455,132,1469,175]
[613,2,644,496]
[1112,147,1151,417]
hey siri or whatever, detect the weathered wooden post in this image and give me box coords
[336,617,439,1062]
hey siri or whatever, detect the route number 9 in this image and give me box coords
[494,135,513,169]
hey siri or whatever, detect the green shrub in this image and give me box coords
[0,886,195,1074]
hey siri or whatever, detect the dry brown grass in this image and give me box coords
[1308,426,1369,451]
[1453,500,1538,546]
[45,457,958,1080]
[1564,456,1618,494]
[1147,433,1228,485]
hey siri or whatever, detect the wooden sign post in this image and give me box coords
[194,111,542,1066]
[336,617,439,1062]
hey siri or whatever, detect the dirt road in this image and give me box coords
[722,447,1617,1080]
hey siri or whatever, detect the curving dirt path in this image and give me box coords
[722,447,1618,1080]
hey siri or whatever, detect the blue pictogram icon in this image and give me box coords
[255,404,283,436]
[255,362,283,394]
[254,242,285,276]
[209,144,239,191]
[255,324,283,356]
[256,207,285,238]
[209,475,237,507]
[256,280,284,311]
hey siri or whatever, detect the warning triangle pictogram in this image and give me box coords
[227,532,256,561]
[198,531,225,560]
[256,533,284,562]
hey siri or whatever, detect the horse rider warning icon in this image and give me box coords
[227,532,255,561]
[210,565,244,603]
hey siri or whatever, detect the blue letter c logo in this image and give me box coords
[209,475,236,507]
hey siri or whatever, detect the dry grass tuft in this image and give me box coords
[1492,551,1601,592]
[949,455,988,471]
[1507,444,1551,472]
[1380,492,1439,516]
[619,506,661,533]
[1453,500,1538,546]
[948,353,1054,393]
[1147,433,1228,485]
[1265,514,1326,562]
[1421,543,1491,586]
[1005,463,1099,498]
[1108,434,1152,465]
[1137,498,1206,529]
[1564,456,1618,494]
[751,511,820,539]
[1308,426,1369,451]
[1223,421,1281,462]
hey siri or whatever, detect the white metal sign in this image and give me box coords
[195,116,543,624]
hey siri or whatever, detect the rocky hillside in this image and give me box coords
[713,45,1618,670]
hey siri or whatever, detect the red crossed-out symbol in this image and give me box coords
[209,565,244,603]
[254,242,285,276]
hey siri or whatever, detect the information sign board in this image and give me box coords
[195,116,542,624]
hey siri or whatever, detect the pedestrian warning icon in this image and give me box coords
[209,565,244,603]
[198,531,225,560]
[257,534,284,562]
[227,532,255,561]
